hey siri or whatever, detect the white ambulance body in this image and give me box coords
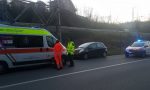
[0,24,66,73]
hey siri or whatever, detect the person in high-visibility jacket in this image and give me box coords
[67,39,75,67]
[54,40,63,70]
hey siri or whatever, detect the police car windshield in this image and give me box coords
[131,42,145,47]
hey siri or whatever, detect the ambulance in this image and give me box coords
[0,24,66,73]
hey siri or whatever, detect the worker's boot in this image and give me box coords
[56,65,61,70]
[59,64,63,70]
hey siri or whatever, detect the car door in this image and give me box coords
[45,35,57,60]
[87,43,97,58]
[145,42,149,55]
[96,43,105,56]
[146,41,150,55]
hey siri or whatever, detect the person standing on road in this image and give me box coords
[54,40,63,70]
[67,39,75,67]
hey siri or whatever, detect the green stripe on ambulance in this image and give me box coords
[0,27,51,36]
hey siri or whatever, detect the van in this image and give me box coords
[0,24,66,73]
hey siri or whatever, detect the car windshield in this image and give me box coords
[131,42,145,47]
[78,43,91,48]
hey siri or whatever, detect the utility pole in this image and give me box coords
[1,0,7,21]
[56,0,62,42]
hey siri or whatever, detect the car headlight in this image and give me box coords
[79,49,84,53]
[125,48,130,53]
[63,49,67,55]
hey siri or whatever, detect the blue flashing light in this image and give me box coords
[137,39,142,42]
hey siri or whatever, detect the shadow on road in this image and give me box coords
[2,64,55,75]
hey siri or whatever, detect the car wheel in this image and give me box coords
[141,52,146,58]
[83,54,88,60]
[0,62,7,74]
[102,52,107,57]
[125,53,129,58]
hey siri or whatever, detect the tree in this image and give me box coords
[9,0,26,19]
[83,7,93,21]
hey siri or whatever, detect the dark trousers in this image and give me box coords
[67,54,74,66]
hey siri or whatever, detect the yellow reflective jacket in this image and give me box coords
[67,41,75,55]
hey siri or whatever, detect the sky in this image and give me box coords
[31,0,150,23]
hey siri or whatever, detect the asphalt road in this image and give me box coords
[0,55,150,90]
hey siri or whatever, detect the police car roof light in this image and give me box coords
[137,39,142,42]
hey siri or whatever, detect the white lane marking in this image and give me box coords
[0,59,149,89]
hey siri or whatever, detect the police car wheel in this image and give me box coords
[125,53,129,58]
[141,53,146,58]
[83,54,88,60]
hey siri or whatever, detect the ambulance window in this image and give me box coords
[28,36,43,47]
[14,35,43,48]
[46,36,57,47]
[0,36,15,48]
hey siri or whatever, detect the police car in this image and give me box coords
[0,24,66,73]
[125,40,150,57]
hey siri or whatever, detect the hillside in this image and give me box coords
[121,21,150,33]
[59,10,122,30]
